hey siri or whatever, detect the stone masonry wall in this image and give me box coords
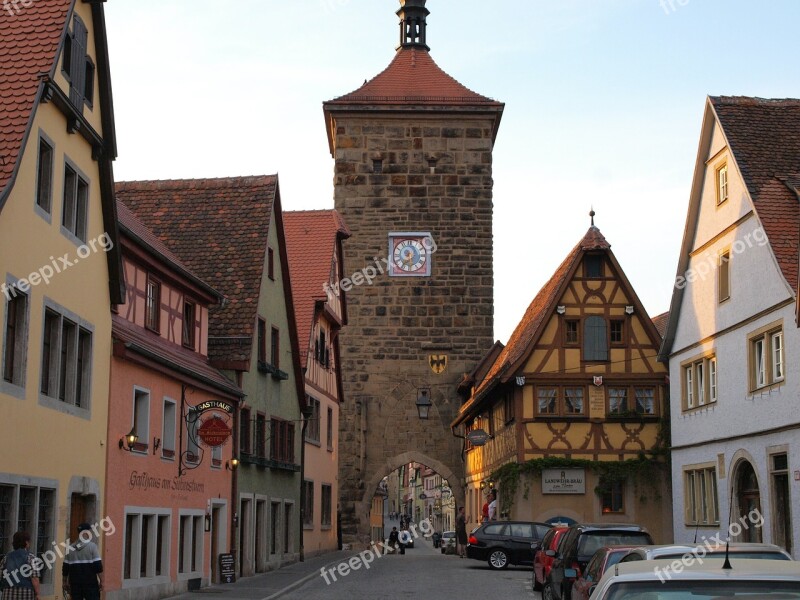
[332,113,496,544]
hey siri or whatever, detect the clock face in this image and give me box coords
[388,233,432,277]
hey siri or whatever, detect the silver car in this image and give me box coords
[619,542,792,563]
[587,558,800,600]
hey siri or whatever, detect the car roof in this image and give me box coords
[601,558,800,583]
[573,523,649,532]
[624,542,791,558]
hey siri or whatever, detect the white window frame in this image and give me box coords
[684,465,719,526]
[749,323,784,391]
[132,387,150,454]
[162,398,176,460]
[682,353,717,411]
[717,163,729,205]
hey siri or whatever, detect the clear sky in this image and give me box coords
[105,0,800,343]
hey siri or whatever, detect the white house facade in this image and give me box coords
[660,96,800,557]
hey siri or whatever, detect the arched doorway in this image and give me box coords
[356,451,465,546]
[734,460,762,543]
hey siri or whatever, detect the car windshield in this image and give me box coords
[605,580,800,600]
[578,533,652,557]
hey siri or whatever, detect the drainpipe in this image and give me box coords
[299,404,313,561]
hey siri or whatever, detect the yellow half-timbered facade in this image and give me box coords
[453,223,672,542]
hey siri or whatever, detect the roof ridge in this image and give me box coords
[115,175,276,189]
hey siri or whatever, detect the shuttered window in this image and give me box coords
[583,316,608,361]
[63,15,91,110]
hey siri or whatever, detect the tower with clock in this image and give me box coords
[323,0,504,544]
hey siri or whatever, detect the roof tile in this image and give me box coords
[283,210,350,369]
[328,47,500,107]
[116,176,278,363]
[711,96,800,290]
[0,0,71,198]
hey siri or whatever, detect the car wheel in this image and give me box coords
[488,549,509,570]
[543,582,556,600]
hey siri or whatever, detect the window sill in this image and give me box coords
[749,380,785,395]
[681,403,717,415]
[258,361,289,380]
[305,438,321,447]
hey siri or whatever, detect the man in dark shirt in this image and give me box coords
[62,523,103,600]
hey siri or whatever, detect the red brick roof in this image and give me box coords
[711,96,800,291]
[0,0,71,201]
[117,199,221,300]
[112,314,242,398]
[283,210,350,369]
[328,47,500,107]
[651,311,669,338]
[454,226,663,426]
[459,232,588,414]
[116,176,278,363]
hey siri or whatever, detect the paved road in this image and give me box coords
[294,534,540,600]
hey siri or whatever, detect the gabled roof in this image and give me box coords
[453,226,662,427]
[660,96,800,359]
[116,200,221,302]
[0,0,72,200]
[283,210,351,370]
[711,96,800,291]
[651,312,670,339]
[116,176,278,364]
[328,47,500,107]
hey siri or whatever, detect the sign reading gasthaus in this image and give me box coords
[542,469,586,494]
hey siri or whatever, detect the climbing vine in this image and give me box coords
[490,453,667,515]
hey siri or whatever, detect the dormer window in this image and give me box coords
[62,15,93,110]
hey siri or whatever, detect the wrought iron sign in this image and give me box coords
[178,386,234,476]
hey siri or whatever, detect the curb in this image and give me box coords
[258,552,356,600]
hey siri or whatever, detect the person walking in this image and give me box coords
[388,526,400,554]
[0,531,41,600]
[455,507,468,558]
[62,524,103,600]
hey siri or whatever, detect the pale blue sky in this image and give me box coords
[105,1,800,343]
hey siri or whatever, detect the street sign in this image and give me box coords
[466,428,490,446]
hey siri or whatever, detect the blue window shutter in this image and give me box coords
[584,316,608,361]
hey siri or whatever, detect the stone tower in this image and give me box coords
[323,0,503,545]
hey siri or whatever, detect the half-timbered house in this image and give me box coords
[453,220,672,541]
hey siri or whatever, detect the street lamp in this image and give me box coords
[416,388,432,419]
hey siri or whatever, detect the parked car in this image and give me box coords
[587,558,800,600]
[545,523,653,600]
[466,520,551,569]
[440,530,456,554]
[570,546,639,600]
[533,526,569,591]
[619,542,792,563]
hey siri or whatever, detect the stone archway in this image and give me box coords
[353,451,465,547]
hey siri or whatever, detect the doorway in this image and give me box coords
[735,460,762,543]
[771,453,792,554]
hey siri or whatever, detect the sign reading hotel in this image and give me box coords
[542,468,586,494]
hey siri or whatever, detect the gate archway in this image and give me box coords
[355,451,465,546]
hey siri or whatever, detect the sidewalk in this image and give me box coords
[164,550,354,600]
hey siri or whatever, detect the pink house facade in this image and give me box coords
[105,202,243,600]
[284,210,349,557]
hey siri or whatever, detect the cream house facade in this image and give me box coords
[0,2,124,598]
[660,96,800,557]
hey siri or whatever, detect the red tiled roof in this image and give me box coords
[116,176,278,363]
[283,210,350,370]
[112,314,242,398]
[651,311,669,338]
[0,0,71,202]
[711,96,800,291]
[327,47,500,106]
[465,232,589,407]
[116,200,219,298]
